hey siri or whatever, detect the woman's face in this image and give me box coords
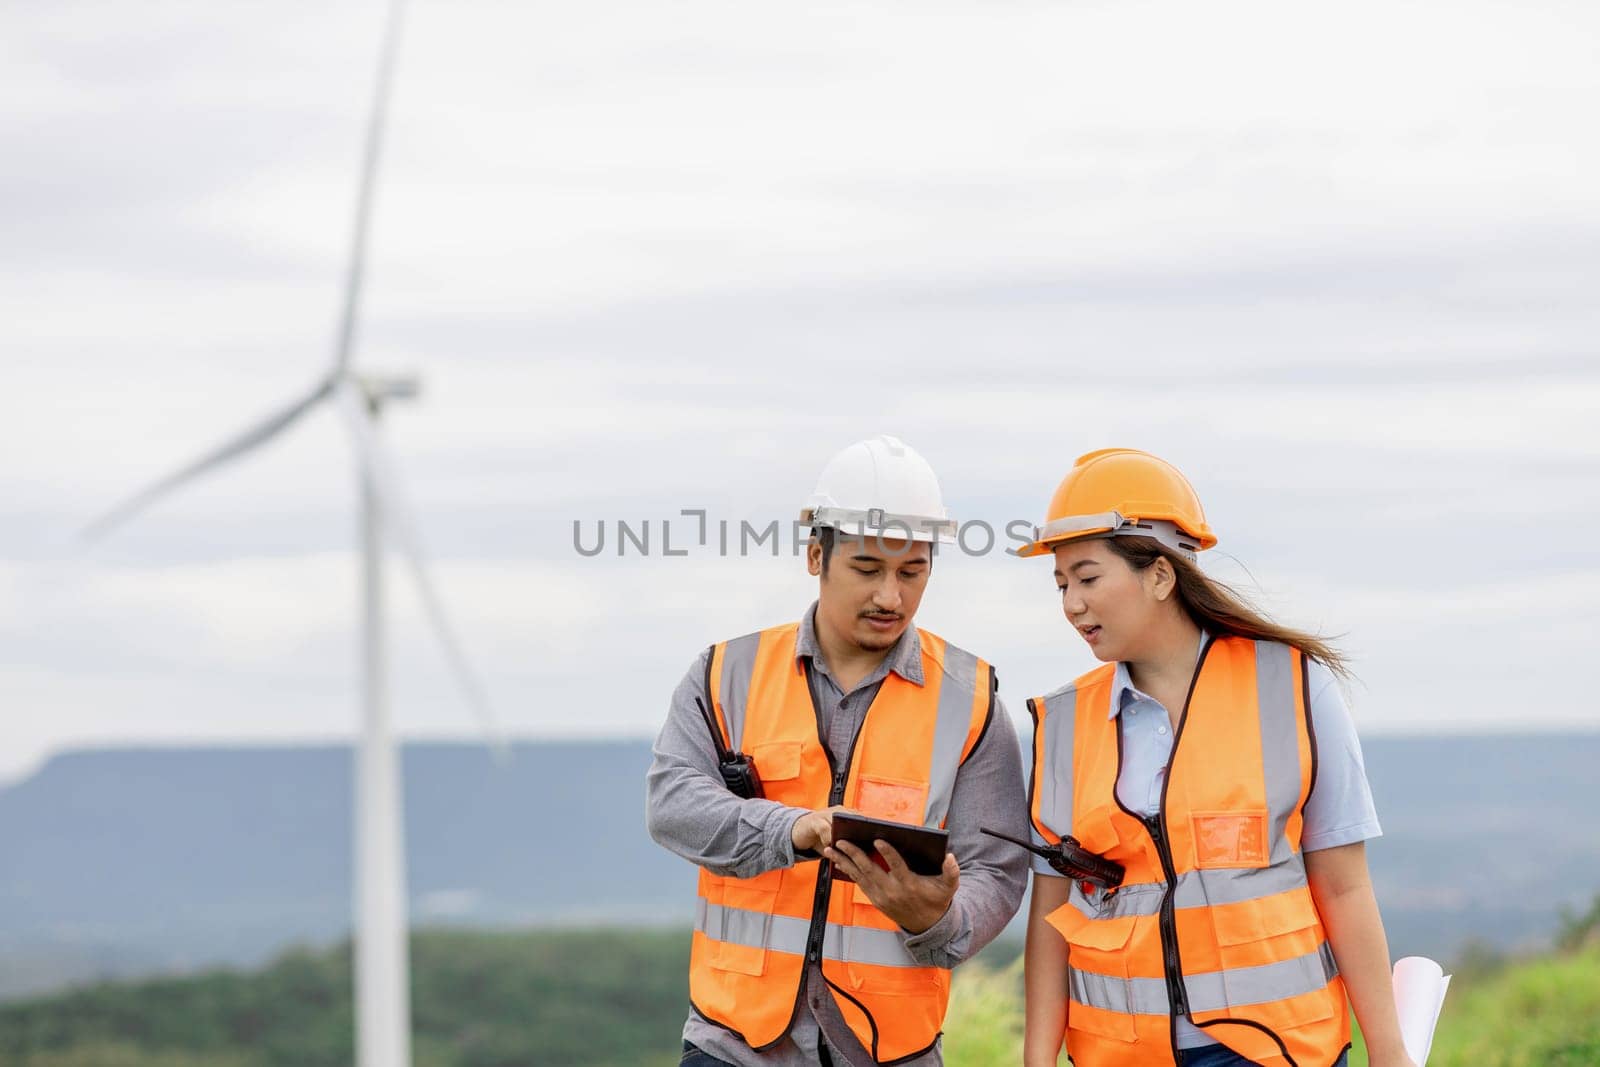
[1051,538,1161,663]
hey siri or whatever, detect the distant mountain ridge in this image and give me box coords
[1,734,1596,1000]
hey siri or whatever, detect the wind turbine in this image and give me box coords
[82,3,493,1066]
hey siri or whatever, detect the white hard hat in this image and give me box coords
[800,434,956,544]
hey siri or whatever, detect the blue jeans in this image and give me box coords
[1180,1046,1349,1066]
[681,1038,1345,1066]
[680,1041,838,1066]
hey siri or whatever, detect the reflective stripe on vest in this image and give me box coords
[1027,680,1078,843]
[1070,943,1338,1015]
[1056,863,1316,922]
[690,621,992,1064]
[1028,637,1350,1067]
[695,898,922,969]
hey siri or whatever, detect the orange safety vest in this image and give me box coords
[1028,635,1350,1067]
[689,621,994,1064]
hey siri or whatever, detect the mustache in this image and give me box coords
[860,611,903,620]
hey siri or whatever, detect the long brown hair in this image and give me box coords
[1104,537,1353,680]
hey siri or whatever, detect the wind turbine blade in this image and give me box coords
[82,377,336,543]
[335,382,508,760]
[331,0,407,376]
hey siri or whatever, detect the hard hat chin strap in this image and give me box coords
[1035,511,1200,562]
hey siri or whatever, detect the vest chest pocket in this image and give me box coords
[751,741,804,804]
[1071,804,1123,856]
[1191,809,1269,869]
[751,740,802,780]
[1047,904,1139,1043]
[854,775,929,825]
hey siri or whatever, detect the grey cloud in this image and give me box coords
[362,234,1600,388]
[0,108,360,279]
[4,0,1598,775]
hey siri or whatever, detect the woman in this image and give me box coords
[1009,449,1414,1067]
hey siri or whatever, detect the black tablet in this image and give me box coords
[829,813,949,881]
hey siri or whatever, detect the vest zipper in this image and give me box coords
[805,765,851,963]
[1143,815,1189,1018]
[1112,637,1214,1055]
[801,660,869,966]
[1149,637,1213,1029]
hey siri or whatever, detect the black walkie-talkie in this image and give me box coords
[696,696,764,800]
[980,826,1125,891]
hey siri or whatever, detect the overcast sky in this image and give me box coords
[2,0,1597,783]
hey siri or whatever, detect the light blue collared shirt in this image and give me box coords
[1031,637,1381,1049]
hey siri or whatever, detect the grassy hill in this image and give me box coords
[942,950,1600,1067]
[941,943,1600,1067]
[2,925,1595,1066]
[1421,945,1600,1066]
[950,896,1600,1065]
[0,929,690,1067]
[5,734,1599,1001]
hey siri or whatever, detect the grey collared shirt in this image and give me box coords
[646,604,1029,1066]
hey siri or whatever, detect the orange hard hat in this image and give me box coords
[1016,448,1217,560]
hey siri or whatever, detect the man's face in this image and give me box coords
[808,533,932,653]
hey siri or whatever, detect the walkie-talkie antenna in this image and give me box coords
[980,826,1054,858]
[981,826,1125,890]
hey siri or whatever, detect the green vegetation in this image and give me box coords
[3,916,1597,1066]
[1424,946,1600,1066]
[0,929,689,1067]
[1419,891,1600,1067]
[941,931,1600,1067]
[942,957,1023,1065]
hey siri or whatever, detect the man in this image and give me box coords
[646,435,1029,1066]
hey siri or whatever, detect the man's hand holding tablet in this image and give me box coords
[823,812,960,935]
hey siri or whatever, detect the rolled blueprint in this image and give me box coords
[1392,956,1452,1064]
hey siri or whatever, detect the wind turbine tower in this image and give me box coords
[83,4,492,1066]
